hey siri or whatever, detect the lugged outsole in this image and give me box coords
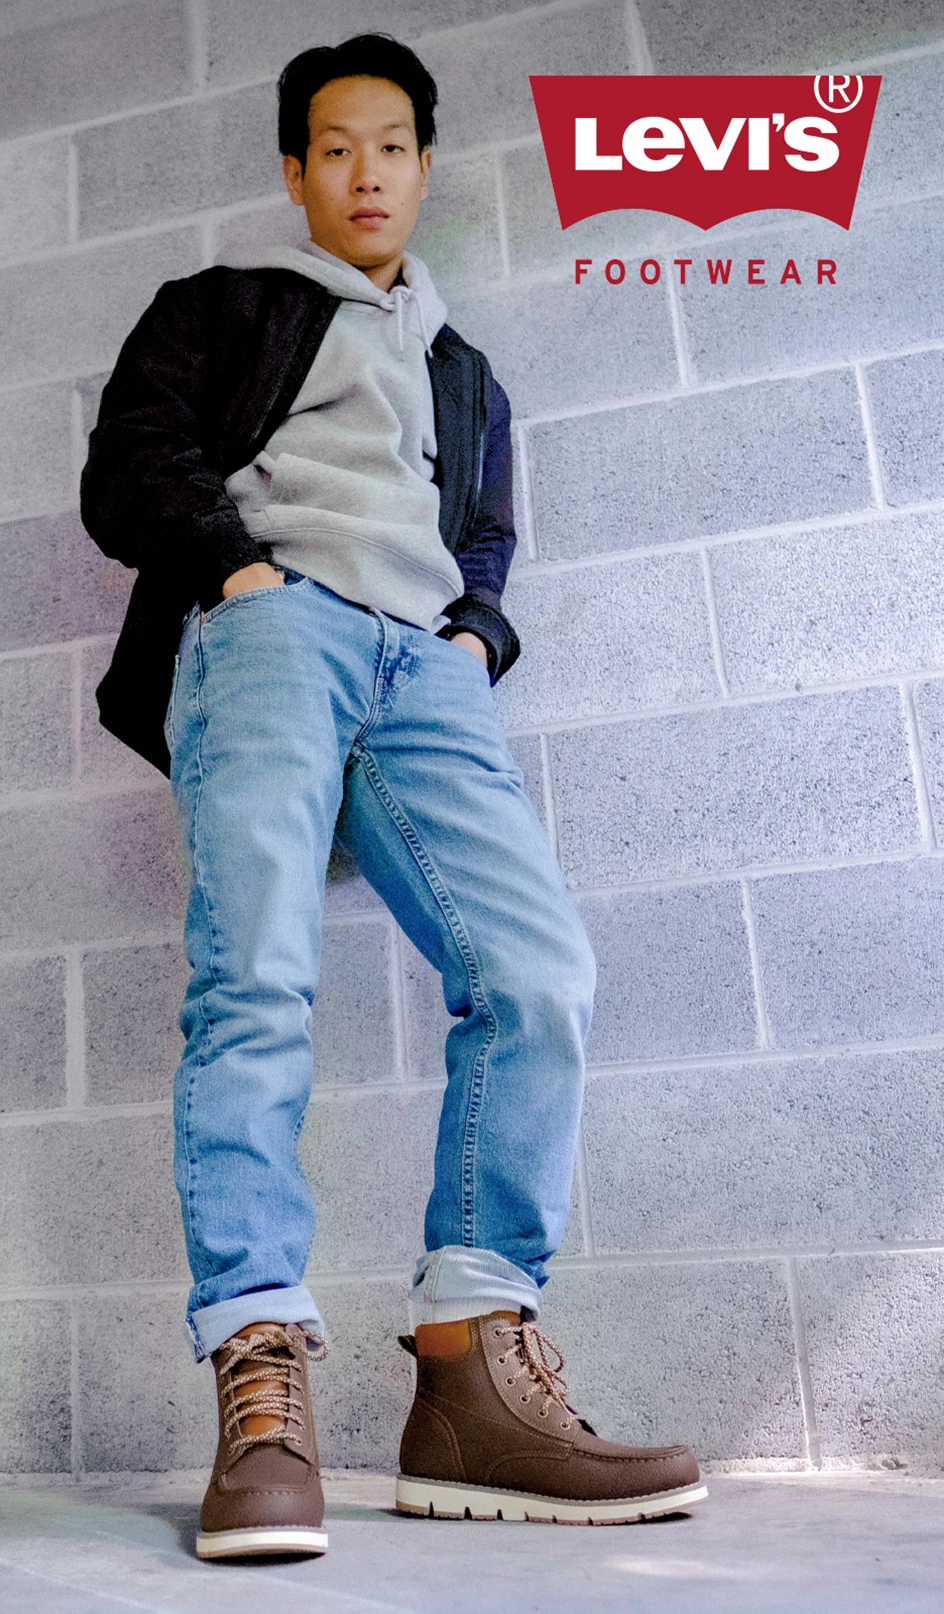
[195,1526,329,1559]
[395,1475,708,1525]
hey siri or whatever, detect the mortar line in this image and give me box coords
[662,250,695,389]
[65,138,79,245]
[69,1295,82,1480]
[855,360,887,510]
[624,0,655,73]
[513,420,540,562]
[503,663,944,740]
[69,385,86,503]
[69,642,83,787]
[389,923,410,1083]
[186,0,209,95]
[63,946,87,1110]
[492,147,512,279]
[0,24,936,150]
[574,1124,596,1256]
[739,877,773,1051]
[1,1241,941,1307]
[698,547,731,699]
[900,678,938,851]
[786,1257,822,1469]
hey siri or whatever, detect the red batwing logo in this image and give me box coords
[530,75,881,231]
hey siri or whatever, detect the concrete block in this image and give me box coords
[0,228,202,389]
[676,197,944,386]
[425,2,630,156]
[0,651,73,792]
[300,1087,439,1270]
[77,85,279,237]
[578,883,757,1065]
[857,52,944,206]
[752,858,944,1046]
[76,372,109,441]
[204,0,536,88]
[0,953,66,1113]
[80,639,156,788]
[539,1260,804,1460]
[584,1047,944,1255]
[309,1277,414,1472]
[76,1290,212,1473]
[84,941,188,1106]
[502,141,673,277]
[323,838,384,916]
[313,920,397,1085]
[400,932,454,1083]
[0,135,69,264]
[867,350,944,507]
[0,1300,70,1473]
[409,154,503,294]
[449,270,677,419]
[712,511,944,694]
[529,369,872,563]
[215,196,301,263]
[0,1,190,140]
[635,0,944,73]
[493,551,716,729]
[551,685,918,888]
[798,1252,944,1461]
[0,511,131,652]
[0,1114,186,1286]
[0,789,187,949]
[915,677,944,844]
[0,384,74,522]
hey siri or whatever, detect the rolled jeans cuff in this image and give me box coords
[408,1245,541,1332]
[187,1285,326,1362]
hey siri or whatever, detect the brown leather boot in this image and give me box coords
[396,1312,706,1524]
[196,1321,328,1559]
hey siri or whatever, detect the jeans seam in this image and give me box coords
[353,746,497,1248]
[182,621,218,1288]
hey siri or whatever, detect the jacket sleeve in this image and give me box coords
[79,270,268,604]
[435,374,521,683]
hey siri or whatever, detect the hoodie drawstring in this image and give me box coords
[387,283,433,360]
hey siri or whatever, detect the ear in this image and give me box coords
[283,152,305,206]
[418,145,431,201]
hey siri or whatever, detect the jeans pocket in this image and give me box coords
[164,652,182,751]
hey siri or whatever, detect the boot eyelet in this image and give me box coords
[538,1406,549,1418]
[496,1355,506,1364]
[493,1329,504,1338]
[561,1420,572,1430]
[520,1394,531,1403]
[505,1377,515,1386]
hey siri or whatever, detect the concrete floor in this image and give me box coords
[2,1470,944,1613]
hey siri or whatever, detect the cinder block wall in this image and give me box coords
[2,0,944,1479]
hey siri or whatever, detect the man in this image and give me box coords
[81,32,703,1560]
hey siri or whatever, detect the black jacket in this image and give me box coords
[80,264,521,776]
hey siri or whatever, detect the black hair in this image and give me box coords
[278,33,438,170]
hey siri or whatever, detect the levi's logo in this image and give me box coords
[530,75,882,231]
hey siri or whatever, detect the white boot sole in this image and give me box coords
[395,1475,707,1524]
[195,1526,329,1558]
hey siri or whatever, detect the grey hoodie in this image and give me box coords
[217,238,465,632]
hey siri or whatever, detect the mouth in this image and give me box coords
[349,208,389,221]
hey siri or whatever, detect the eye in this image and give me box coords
[383,143,405,153]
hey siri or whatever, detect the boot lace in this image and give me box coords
[217,1324,325,1461]
[491,1320,576,1429]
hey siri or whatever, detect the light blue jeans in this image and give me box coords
[164,570,596,1362]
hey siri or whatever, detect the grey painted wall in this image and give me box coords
[1,0,944,1479]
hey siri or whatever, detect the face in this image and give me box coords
[283,74,431,285]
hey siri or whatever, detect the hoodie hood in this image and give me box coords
[215,237,448,358]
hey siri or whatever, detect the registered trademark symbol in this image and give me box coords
[813,74,863,112]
